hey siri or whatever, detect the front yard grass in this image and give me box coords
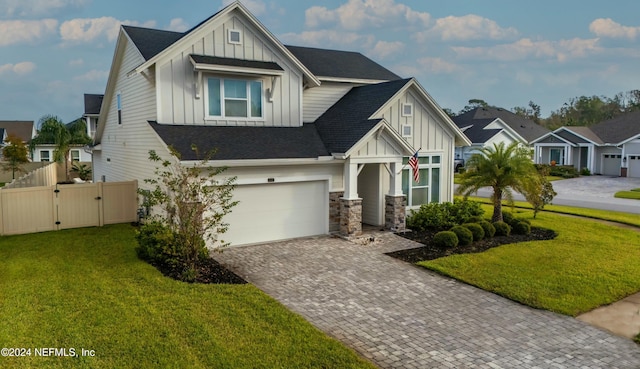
[418,206,640,316]
[615,188,640,200]
[0,224,375,369]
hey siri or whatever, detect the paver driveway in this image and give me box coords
[214,232,640,368]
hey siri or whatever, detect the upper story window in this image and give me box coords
[228,29,242,44]
[206,77,263,119]
[40,150,50,162]
[116,92,122,125]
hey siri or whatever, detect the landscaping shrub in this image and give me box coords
[407,198,484,231]
[580,167,591,176]
[512,221,531,235]
[493,221,511,236]
[450,225,473,246]
[534,164,579,178]
[462,223,485,241]
[432,231,459,249]
[479,221,496,238]
[502,212,515,226]
[466,215,485,223]
[135,221,180,268]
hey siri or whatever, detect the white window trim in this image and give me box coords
[71,149,81,162]
[204,77,264,121]
[40,150,50,162]
[116,91,122,125]
[401,103,413,117]
[403,154,442,208]
[401,124,412,138]
[228,29,242,45]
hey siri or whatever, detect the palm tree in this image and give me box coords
[30,115,92,182]
[456,142,538,222]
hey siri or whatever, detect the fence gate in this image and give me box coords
[55,183,102,229]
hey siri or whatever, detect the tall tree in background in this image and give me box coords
[456,142,539,222]
[2,134,29,180]
[512,101,541,123]
[30,115,91,182]
[458,98,490,114]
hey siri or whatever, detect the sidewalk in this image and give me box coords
[578,292,640,340]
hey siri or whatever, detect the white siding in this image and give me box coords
[94,37,168,188]
[219,163,344,191]
[156,10,304,127]
[485,131,518,148]
[358,163,382,226]
[303,83,353,122]
[376,88,457,202]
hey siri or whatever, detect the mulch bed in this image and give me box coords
[150,257,246,285]
[387,227,557,263]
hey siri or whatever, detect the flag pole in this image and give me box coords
[396,147,421,174]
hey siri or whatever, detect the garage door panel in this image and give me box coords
[220,181,328,246]
[629,156,640,178]
[601,154,621,176]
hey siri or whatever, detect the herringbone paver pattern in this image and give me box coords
[214,232,640,368]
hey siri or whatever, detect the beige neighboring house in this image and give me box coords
[92,1,470,247]
[0,120,36,160]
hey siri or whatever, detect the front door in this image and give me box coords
[550,148,564,165]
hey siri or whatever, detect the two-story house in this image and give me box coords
[92,1,470,247]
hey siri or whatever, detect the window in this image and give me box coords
[116,92,122,125]
[71,150,80,162]
[206,78,263,119]
[228,29,241,44]
[40,150,50,162]
[401,103,413,117]
[401,125,412,137]
[402,154,441,207]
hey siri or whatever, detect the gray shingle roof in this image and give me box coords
[286,45,401,81]
[149,122,329,161]
[451,117,500,144]
[314,79,411,153]
[455,107,549,143]
[190,54,284,72]
[589,110,640,144]
[560,126,603,145]
[84,94,103,115]
[122,26,183,60]
[0,121,34,142]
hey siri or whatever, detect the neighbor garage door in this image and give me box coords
[629,155,640,178]
[601,154,621,176]
[221,180,328,246]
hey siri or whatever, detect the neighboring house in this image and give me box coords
[0,121,36,159]
[92,1,470,246]
[32,118,92,163]
[83,93,103,139]
[532,110,640,177]
[453,107,549,162]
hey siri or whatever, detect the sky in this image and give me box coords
[2,0,640,124]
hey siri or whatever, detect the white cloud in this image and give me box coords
[73,69,109,82]
[0,0,88,17]
[417,57,459,74]
[167,18,189,32]
[0,61,36,76]
[416,14,518,42]
[0,19,58,46]
[222,0,267,16]
[60,17,156,44]
[280,30,375,48]
[370,41,404,59]
[68,58,84,66]
[452,38,601,62]
[590,18,640,40]
[305,0,430,31]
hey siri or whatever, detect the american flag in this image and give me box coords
[408,150,420,182]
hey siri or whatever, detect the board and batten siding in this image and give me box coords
[156,11,304,127]
[94,36,168,189]
[217,163,344,192]
[302,83,353,122]
[376,88,457,202]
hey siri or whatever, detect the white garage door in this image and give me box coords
[601,154,621,176]
[221,180,328,246]
[629,156,640,178]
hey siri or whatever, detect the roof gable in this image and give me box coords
[314,79,412,153]
[285,45,400,82]
[456,107,549,143]
[122,26,183,60]
[83,94,104,115]
[0,121,35,142]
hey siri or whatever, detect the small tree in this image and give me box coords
[523,165,557,218]
[138,146,237,280]
[2,134,29,179]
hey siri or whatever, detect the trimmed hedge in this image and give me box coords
[432,231,459,249]
[462,223,485,242]
[479,221,496,238]
[512,221,532,235]
[493,221,511,236]
[450,225,473,246]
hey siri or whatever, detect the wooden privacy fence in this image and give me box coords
[4,162,58,189]
[0,180,138,235]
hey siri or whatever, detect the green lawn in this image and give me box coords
[615,188,640,200]
[418,206,640,316]
[0,224,375,369]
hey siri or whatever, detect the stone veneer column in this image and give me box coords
[385,195,406,232]
[339,198,362,237]
[329,191,344,232]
